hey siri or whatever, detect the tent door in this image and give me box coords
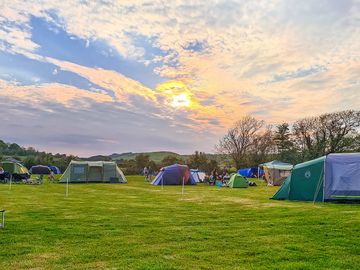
[88,166,102,182]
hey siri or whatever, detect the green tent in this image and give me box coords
[0,161,29,179]
[60,161,127,183]
[272,156,325,202]
[228,174,248,188]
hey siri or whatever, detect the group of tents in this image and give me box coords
[272,153,360,202]
[235,153,360,202]
[2,152,360,203]
[0,159,63,182]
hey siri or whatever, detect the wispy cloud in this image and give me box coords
[0,0,359,154]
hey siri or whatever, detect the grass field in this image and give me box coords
[0,176,359,270]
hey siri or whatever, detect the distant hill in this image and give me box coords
[109,151,183,163]
[82,155,112,161]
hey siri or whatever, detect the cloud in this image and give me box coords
[0,0,359,154]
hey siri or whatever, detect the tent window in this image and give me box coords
[73,166,85,174]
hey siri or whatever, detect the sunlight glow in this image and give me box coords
[171,93,190,107]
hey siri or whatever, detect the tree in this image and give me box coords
[161,155,183,167]
[273,123,298,163]
[216,115,265,168]
[135,154,150,173]
[293,110,360,160]
[187,151,208,170]
[248,126,275,165]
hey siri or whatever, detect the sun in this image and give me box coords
[156,80,192,108]
[171,93,191,108]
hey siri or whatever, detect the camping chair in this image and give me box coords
[26,175,43,185]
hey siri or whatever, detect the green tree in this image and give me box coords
[161,155,183,167]
[135,154,150,173]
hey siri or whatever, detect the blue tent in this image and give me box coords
[237,167,263,178]
[49,166,61,174]
[151,164,196,185]
[190,169,206,183]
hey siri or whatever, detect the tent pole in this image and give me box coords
[161,176,164,190]
[182,176,185,195]
[9,175,12,190]
[66,177,69,197]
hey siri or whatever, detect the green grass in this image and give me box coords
[0,176,359,270]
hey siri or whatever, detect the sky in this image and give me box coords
[0,0,359,156]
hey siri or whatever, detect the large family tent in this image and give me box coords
[259,160,293,186]
[237,167,263,178]
[0,160,29,180]
[29,165,51,175]
[49,166,61,174]
[272,153,360,202]
[228,174,248,188]
[60,161,127,183]
[151,164,196,185]
[190,169,206,183]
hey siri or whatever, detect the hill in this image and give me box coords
[109,151,183,163]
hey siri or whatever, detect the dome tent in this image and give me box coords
[272,153,360,202]
[0,160,29,181]
[29,165,51,175]
[228,174,248,188]
[237,167,264,178]
[49,166,61,174]
[60,161,127,183]
[151,164,196,185]
[190,169,206,183]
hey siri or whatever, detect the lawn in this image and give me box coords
[0,176,359,270]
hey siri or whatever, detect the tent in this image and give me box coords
[272,153,360,202]
[237,167,264,178]
[59,161,127,183]
[190,169,206,183]
[29,165,51,175]
[0,160,29,180]
[49,166,61,174]
[228,174,248,188]
[151,164,196,185]
[259,160,293,186]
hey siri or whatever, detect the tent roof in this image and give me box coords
[69,161,117,166]
[259,160,293,170]
[293,156,325,170]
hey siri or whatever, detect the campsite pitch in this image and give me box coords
[0,177,359,270]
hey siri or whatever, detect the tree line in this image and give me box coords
[0,140,76,172]
[117,151,219,175]
[216,110,360,169]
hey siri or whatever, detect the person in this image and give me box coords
[48,170,55,182]
[143,166,149,182]
[210,168,218,185]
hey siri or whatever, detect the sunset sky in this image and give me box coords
[0,1,359,156]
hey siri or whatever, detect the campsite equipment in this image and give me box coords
[151,164,196,185]
[259,160,293,186]
[228,174,248,188]
[190,169,206,183]
[272,153,360,202]
[29,165,51,175]
[49,166,61,174]
[0,160,29,181]
[59,161,127,183]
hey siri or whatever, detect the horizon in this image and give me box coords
[0,1,359,156]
